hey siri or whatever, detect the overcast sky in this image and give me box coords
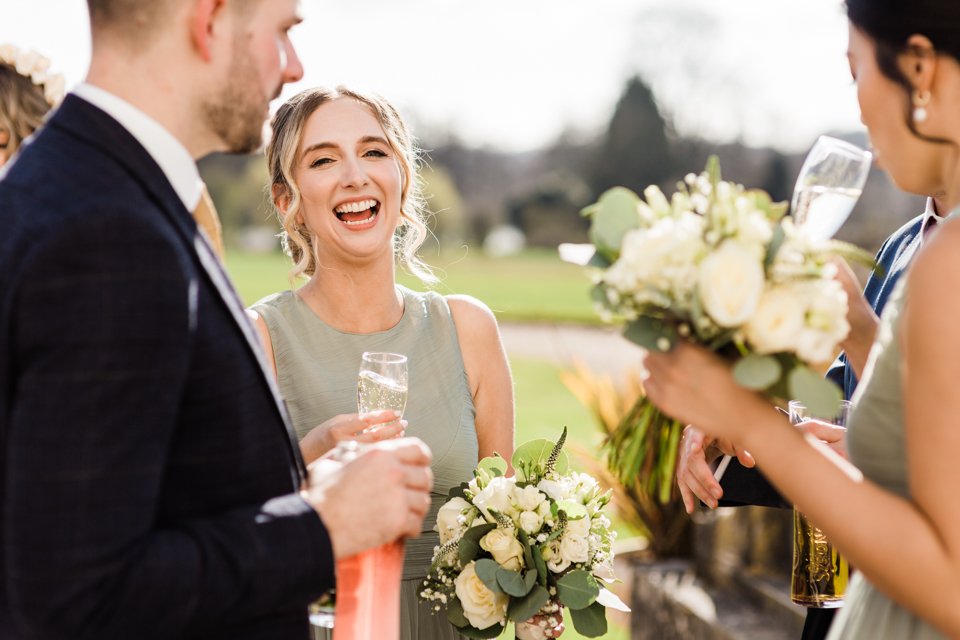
[0,0,862,153]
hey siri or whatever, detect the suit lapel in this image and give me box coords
[49,96,307,486]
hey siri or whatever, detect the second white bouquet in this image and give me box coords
[420,428,629,638]
[573,157,871,497]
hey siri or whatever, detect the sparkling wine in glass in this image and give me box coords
[789,400,851,609]
[791,135,873,241]
[357,352,408,421]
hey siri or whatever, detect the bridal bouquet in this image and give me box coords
[574,157,871,499]
[420,428,628,639]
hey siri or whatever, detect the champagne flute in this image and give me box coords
[789,399,851,609]
[791,135,873,241]
[356,352,408,423]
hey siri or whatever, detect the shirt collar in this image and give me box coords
[920,197,943,245]
[71,83,203,212]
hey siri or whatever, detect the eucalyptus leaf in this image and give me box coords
[447,482,468,501]
[511,439,569,482]
[787,365,842,419]
[588,187,641,259]
[732,354,782,390]
[569,601,609,637]
[587,251,612,269]
[447,597,469,627]
[496,567,529,597]
[459,523,497,566]
[532,544,548,587]
[523,569,538,593]
[474,558,503,594]
[518,529,535,570]
[477,454,507,478]
[764,222,786,270]
[623,316,677,352]
[556,570,600,610]
[507,584,551,623]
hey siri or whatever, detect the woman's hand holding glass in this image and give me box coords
[300,410,407,464]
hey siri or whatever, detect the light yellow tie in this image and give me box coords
[192,185,226,260]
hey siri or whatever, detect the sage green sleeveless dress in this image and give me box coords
[251,286,476,640]
[825,277,946,639]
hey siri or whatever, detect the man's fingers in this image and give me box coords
[376,437,432,465]
[401,465,433,492]
[797,420,845,443]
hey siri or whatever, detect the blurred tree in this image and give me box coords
[506,171,591,247]
[419,164,469,254]
[198,153,272,247]
[590,76,674,197]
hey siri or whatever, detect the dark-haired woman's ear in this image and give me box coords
[902,34,937,87]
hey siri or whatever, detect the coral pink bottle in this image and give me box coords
[331,541,405,640]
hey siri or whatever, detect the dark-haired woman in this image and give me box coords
[641,1,960,638]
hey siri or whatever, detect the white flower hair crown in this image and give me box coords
[0,43,66,107]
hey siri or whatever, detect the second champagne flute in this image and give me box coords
[791,135,873,241]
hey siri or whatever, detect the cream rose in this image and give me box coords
[435,497,473,545]
[697,240,764,328]
[480,528,525,571]
[744,285,805,354]
[559,534,590,565]
[455,561,508,630]
[513,484,547,512]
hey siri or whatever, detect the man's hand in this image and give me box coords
[831,257,879,378]
[676,425,755,513]
[304,437,433,559]
[796,420,848,460]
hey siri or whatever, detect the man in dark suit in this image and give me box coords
[675,197,942,639]
[0,1,433,638]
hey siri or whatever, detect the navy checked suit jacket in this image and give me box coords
[0,96,332,639]
[719,214,924,508]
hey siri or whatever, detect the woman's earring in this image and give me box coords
[913,90,931,124]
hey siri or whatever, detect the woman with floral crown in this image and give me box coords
[0,44,65,168]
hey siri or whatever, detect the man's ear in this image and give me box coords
[189,0,228,62]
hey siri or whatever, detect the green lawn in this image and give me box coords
[225,248,601,324]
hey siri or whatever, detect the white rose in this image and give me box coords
[543,540,571,573]
[473,476,515,520]
[519,510,544,535]
[559,534,591,565]
[513,484,547,512]
[455,561,508,630]
[435,497,472,545]
[480,528,525,571]
[697,240,765,328]
[565,516,591,537]
[571,472,599,502]
[744,285,805,354]
[536,478,568,502]
[795,328,839,365]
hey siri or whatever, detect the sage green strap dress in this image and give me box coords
[825,277,946,640]
[251,286,475,640]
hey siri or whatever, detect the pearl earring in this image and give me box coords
[913,90,931,124]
